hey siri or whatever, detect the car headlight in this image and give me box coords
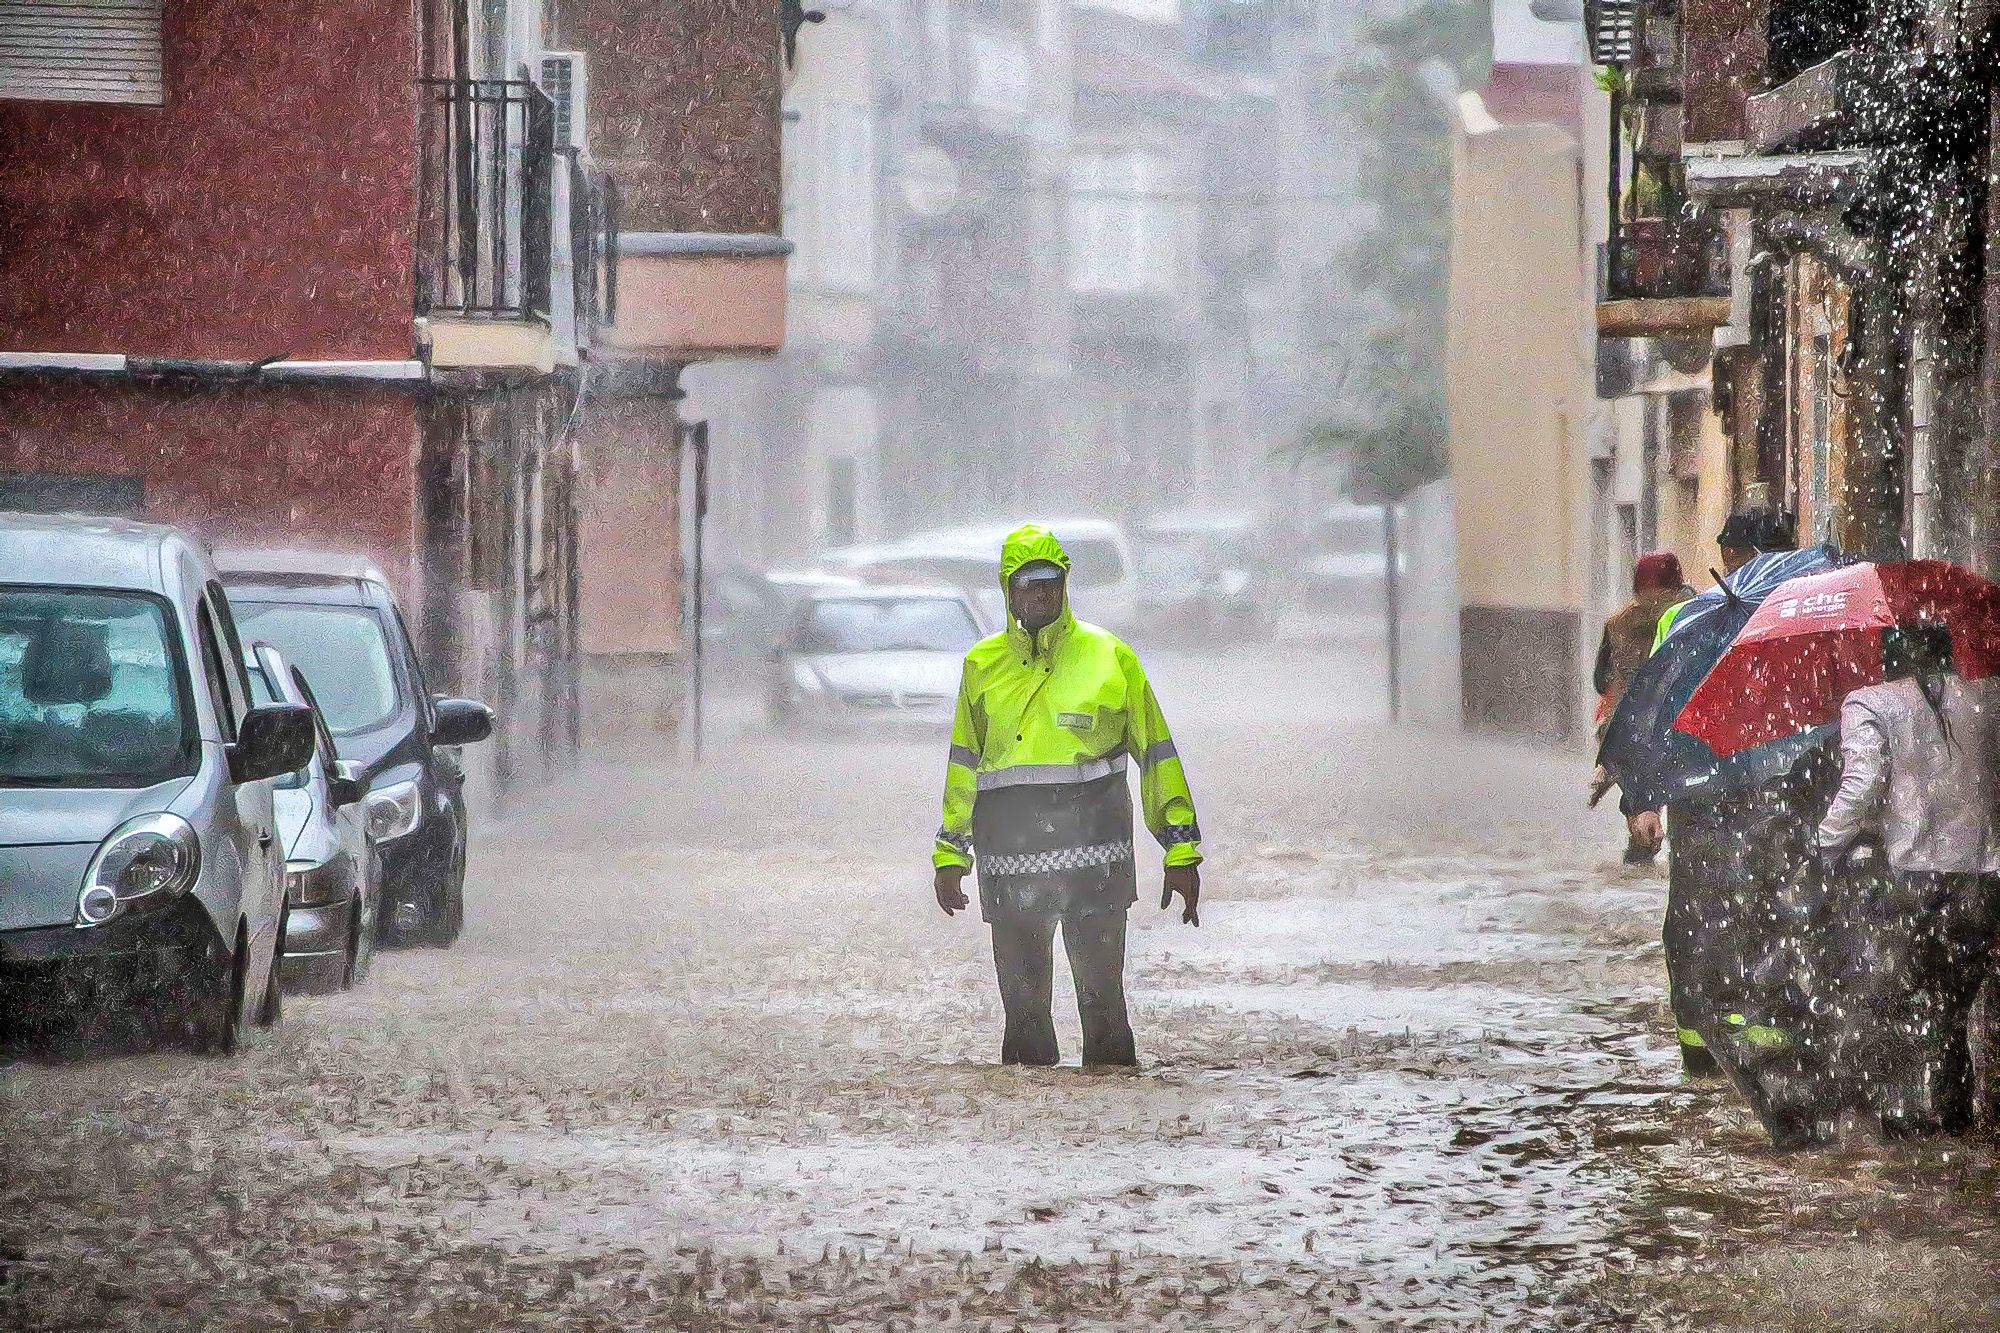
[365,779,423,842]
[75,813,201,928]
[284,858,349,907]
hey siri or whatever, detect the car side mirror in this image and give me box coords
[431,696,494,747]
[230,704,317,784]
[328,759,368,809]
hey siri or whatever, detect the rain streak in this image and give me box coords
[7,0,2000,1330]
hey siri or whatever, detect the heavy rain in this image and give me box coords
[7,0,2000,1329]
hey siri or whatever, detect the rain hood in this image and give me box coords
[999,523,1074,655]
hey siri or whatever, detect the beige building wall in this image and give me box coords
[1446,99,1594,738]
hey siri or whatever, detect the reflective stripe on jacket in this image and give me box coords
[933,525,1201,891]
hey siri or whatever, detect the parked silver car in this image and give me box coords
[766,585,983,731]
[0,515,315,1053]
[244,643,377,994]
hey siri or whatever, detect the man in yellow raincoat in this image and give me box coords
[931,523,1202,1067]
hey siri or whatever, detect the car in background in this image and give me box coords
[0,515,314,1054]
[1137,509,1278,640]
[1299,504,1395,609]
[819,541,1004,626]
[244,643,376,993]
[828,518,1140,630]
[766,586,984,731]
[702,563,864,663]
[215,551,493,949]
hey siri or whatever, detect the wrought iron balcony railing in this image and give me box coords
[416,77,555,321]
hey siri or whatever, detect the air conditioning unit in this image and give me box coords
[538,51,588,152]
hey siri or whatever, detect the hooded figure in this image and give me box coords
[932,523,1202,1067]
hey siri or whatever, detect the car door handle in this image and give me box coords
[257,831,274,850]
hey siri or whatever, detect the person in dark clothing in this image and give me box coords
[1675,745,1845,1144]
[1624,507,1800,1079]
[1590,551,1694,863]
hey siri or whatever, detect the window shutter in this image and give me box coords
[0,0,164,106]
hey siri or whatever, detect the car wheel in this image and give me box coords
[352,877,379,984]
[429,846,466,949]
[341,892,361,989]
[184,926,247,1055]
[255,909,284,1028]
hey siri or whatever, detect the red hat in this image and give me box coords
[1633,551,1683,594]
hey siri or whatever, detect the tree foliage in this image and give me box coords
[1302,0,1490,504]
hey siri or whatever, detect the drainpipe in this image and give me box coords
[1909,319,1937,559]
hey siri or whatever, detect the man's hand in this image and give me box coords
[934,864,970,916]
[1161,864,1201,927]
[1626,809,1664,854]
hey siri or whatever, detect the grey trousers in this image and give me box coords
[990,910,1136,1067]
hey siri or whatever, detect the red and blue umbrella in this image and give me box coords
[1598,545,1838,809]
[1674,560,2000,758]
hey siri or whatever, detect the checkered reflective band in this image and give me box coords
[937,827,973,853]
[982,839,1134,877]
[1161,823,1201,845]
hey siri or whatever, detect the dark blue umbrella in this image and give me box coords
[1597,545,1840,809]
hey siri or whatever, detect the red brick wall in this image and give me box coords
[576,0,783,234]
[0,0,418,360]
[0,381,419,578]
[1681,0,1768,144]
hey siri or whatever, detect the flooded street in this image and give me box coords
[5,637,2000,1330]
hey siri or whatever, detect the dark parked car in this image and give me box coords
[216,552,492,948]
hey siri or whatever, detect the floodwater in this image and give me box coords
[6,636,2000,1329]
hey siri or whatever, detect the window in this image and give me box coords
[230,602,403,736]
[0,1,164,106]
[791,598,980,655]
[0,471,143,515]
[0,587,195,788]
[194,599,238,743]
[1068,149,1180,294]
[792,102,877,290]
[205,585,253,727]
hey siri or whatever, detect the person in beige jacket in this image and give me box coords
[1817,622,2000,1135]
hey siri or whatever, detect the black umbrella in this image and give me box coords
[1597,545,1839,809]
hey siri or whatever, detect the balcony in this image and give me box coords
[601,232,789,359]
[1745,49,1966,155]
[1596,214,1732,337]
[416,77,558,370]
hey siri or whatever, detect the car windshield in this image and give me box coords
[1058,537,1127,588]
[230,603,401,734]
[0,587,195,788]
[794,598,980,654]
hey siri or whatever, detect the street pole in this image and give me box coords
[689,419,710,765]
[1382,500,1402,723]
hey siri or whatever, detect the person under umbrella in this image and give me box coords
[1588,551,1693,864]
[1676,559,2000,1142]
[1816,622,2000,1136]
[1598,509,1822,1081]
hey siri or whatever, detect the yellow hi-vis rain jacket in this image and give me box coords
[934,524,1201,919]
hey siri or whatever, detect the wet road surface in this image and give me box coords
[6,638,2000,1329]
